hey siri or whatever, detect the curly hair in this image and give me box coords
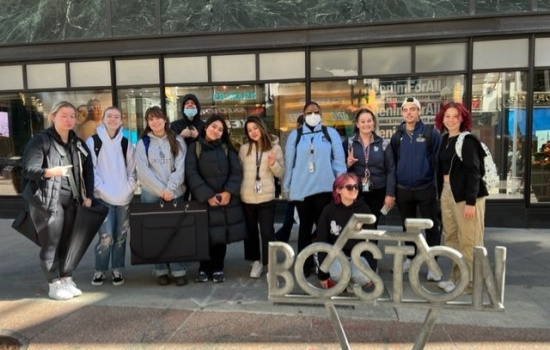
[434,102,473,133]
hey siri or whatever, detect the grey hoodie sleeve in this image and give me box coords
[165,136,186,195]
[135,140,165,196]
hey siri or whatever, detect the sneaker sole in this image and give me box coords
[91,281,104,286]
[112,280,124,286]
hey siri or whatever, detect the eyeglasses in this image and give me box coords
[342,184,359,191]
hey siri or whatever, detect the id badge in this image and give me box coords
[308,161,315,173]
[255,181,263,193]
[362,182,371,192]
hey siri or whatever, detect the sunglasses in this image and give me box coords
[342,184,359,191]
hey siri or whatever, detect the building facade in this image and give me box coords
[0,0,549,227]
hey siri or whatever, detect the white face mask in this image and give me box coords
[184,108,197,119]
[305,113,321,127]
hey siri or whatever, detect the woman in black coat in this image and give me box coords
[21,101,94,300]
[185,114,246,283]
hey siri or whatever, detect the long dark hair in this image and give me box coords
[140,106,180,157]
[244,115,273,156]
[200,114,236,152]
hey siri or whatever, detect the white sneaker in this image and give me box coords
[402,258,412,273]
[61,277,82,297]
[48,280,73,300]
[427,270,441,282]
[250,261,263,279]
[437,280,456,293]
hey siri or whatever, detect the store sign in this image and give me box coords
[212,91,256,101]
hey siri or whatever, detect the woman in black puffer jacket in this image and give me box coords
[185,115,246,283]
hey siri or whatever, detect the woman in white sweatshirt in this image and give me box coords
[135,106,187,286]
[86,107,136,286]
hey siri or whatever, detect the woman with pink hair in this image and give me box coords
[316,173,374,290]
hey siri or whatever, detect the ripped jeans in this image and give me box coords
[94,200,130,272]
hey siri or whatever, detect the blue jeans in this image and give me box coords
[140,190,186,277]
[328,256,371,286]
[94,199,130,272]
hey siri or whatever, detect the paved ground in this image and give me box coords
[1,218,550,349]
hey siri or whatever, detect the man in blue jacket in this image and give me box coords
[390,97,442,282]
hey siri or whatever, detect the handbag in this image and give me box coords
[129,199,209,265]
[11,207,40,246]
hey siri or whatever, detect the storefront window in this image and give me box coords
[471,71,527,199]
[117,87,161,144]
[311,75,464,141]
[0,90,112,196]
[166,84,304,148]
[531,69,550,204]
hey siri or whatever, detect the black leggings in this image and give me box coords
[30,193,77,282]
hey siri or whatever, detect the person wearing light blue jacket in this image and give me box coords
[282,101,346,277]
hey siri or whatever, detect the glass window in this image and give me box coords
[535,38,550,67]
[416,43,467,73]
[164,57,208,84]
[473,39,529,69]
[211,54,256,82]
[259,52,306,80]
[115,59,160,86]
[471,71,527,199]
[311,75,464,140]
[311,49,358,78]
[117,87,162,144]
[0,66,24,91]
[27,63,67,89]
[532,69,550,204]
[0,90,112,196]
[362,46,411,75]
[70,61,111,87]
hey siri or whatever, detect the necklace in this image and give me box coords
[445,135,458,149]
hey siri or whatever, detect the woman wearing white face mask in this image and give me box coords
[282,101,346,277]
[170,94,205,145]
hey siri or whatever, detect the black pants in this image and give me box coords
[275,201,295,243]
[359,187,387,270]
[199,243,227,274]
[30,193,77,282]
[295,192,332,270]
[395,185,441,258]
[243,201,276,266]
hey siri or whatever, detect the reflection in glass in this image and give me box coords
[471,71,527,199]
[531,70,550,203]
[0,90,112,195]
[117,88,161,145]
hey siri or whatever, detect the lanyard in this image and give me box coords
[255,148,263,181]
[360,138,371,180]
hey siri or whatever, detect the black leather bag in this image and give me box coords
[129,200,209,265]
[12,209,40,246]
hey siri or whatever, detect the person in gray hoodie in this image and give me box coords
[136,106,188,286]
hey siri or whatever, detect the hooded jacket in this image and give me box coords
[185,136,247,244]
[239,135,284,204]
[170,94,205,144]
[391,121,441,189]
[135,132,186,198]
[22,127,94,214]
[86,124,137,206]
[282,123,346,201]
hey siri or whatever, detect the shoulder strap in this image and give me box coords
[292,126,334,168]
[142,135,151,158]
[121,136,128,165]
[92,134,102,157]
[321,125,332,143]
[391,129,403,161]
[424,124,434,155]
[455,131,470,162]
[195,141,228,158]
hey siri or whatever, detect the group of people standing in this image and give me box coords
[20,93,488,300]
